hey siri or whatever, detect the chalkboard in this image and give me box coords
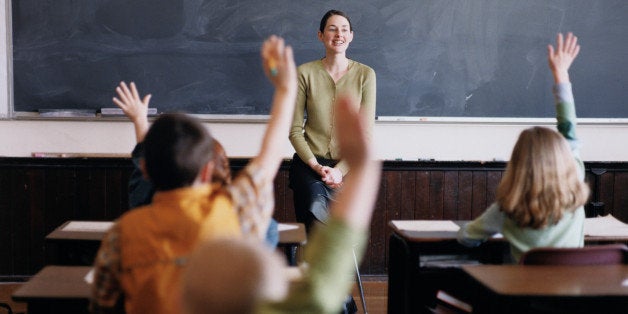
[11,0,628,118]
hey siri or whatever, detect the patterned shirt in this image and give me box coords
[91,162,274,313]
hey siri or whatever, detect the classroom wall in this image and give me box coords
[2,4,628,161]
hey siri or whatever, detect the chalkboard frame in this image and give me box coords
[4,0,628,123]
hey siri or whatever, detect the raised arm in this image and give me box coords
[252,35,297,172]
[113,82,152,143]
[548,32,580,144]
[263,95,381,313]
[228,36,297,240]
[329,68,377,186]
[112,81,154,208]
[329,95,381,229]
[548,32,580,85]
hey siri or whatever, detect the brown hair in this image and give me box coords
[497,126,589,229]
[319,9,352,33]
[143,113,214,191]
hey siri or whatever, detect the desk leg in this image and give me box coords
[26,299,89,314]
[388,234,408,313]
[388,233,432,313]
[388,235,482,314]
[281,245,299,266]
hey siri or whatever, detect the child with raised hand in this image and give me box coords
[109,41,292,247]
[181,95,382,314]
[457,32,590,262]
[90,35,296,314]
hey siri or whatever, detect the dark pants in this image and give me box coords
[289,154,357,314]
[288,154,337,233]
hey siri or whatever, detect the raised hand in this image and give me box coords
[113,82,151,121]
[113,81,152,142]
[261,35,296,90]
[329,94,380,229]
[334,95,372,168]
[548,32,580,84]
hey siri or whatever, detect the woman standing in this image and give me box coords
[289,9,376,232]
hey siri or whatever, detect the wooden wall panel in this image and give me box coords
[443,171,459,220]
[428,171,445,219]
[457,171,473,220]
[0,168,10,276]
[362,174,387,274]
[1,158,627,278]
[471,171,487,217]
[414,171,430,219]
[399,171,417,220]
[612,172,628,222]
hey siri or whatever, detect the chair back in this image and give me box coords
[520,244,628,265]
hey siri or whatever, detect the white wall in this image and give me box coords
[2,3,628,161]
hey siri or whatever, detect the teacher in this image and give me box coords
[289,9,376,232]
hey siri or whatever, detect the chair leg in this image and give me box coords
[0,302,13,314]
[353,248,367,314]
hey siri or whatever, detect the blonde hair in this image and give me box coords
[497,127,589,229]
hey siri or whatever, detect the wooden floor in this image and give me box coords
[1,277,388,314]
[351,276,388,314]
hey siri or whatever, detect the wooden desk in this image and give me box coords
[46,221,307,266]
[45,221,112,265]
[12,266,92,314]
[387,217,628,314]
[387,221,507,314]
[276,223,307,266]
[463,264,628,314]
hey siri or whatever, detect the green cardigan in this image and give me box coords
[289,59,376,174]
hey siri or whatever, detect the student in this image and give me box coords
[289,9,376,232]
[90,35,297,314]
[181,94,382,314]
[457,32,590,262]
[119,93,280,247]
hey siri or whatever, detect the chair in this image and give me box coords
[519,244,628,313]
[520,244,628,265]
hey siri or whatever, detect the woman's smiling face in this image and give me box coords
[318,14,353,54]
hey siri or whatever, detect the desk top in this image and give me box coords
[12,266,92,301]
[46,221,112,241]
[390,216,628,243]
[277,223,307,245]
[462,264,628,297]
[388,220,467,241]
[47,220,306,245]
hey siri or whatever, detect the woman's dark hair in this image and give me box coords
[144,113,214,191]
[319,9,352,33]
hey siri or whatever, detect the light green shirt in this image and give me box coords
[457,83,585,262]
[289,59,376,174]
[257,218,367,313]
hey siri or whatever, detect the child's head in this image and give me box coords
[143,113,215,191]
[497,126,589,229]
[181,238,289,314]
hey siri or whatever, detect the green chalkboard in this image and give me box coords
[11,0,628,118]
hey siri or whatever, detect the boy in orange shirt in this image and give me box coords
[90,35,296,314]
